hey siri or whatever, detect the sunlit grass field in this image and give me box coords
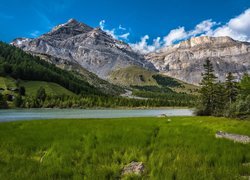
[0,116,249,179]
[0,76,76,97]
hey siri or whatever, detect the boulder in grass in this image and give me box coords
[122,161,144,176]
[215,131,250,144]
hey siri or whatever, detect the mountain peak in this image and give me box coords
[67,18,78,24]
[44,18,93,39]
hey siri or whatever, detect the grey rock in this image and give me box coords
[122,161,144,176]
[215,131,250,144]
[11,19,156,80]
[146,36,250,85]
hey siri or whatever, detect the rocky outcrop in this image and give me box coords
[11,19,155,79]
[215,131,250,144]
[146,36,250,85]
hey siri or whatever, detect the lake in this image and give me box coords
[0,108,194,122]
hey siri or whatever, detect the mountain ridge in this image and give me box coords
[11,18,156,80]
[146,36,250,85]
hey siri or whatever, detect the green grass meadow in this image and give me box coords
[20,80,76,96]
[0,76,76,97]
[0,116,249,179]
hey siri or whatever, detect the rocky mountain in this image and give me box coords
[146,36,250,85]
[11,18,155,80]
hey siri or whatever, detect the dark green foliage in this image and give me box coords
[19,86,25,96]
[239,73,250,98]
[14,95,23,108]
[225,72,238,104]
[131,85,196,106]
[196,60,249,118]
[21,94,194,108]
[196,59,218,115]
[226,74,250,118]
[213,82,227,116]
[152,74,182,87]
[131,85,173,93]
[36,87,46,102]
[0,93,8,108]
[0,41,102,95]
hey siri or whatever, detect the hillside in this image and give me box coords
[32,53,123,95]
[0,76,76,97]
[108,66,198,94]
[146,36,250,85]
[0,41,105,95]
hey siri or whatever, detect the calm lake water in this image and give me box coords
[0,108,194,122]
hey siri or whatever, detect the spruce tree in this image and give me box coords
[36,87,47,102]
[197,59,217,115]
[14,95,23,108]
[213,82,226,116]
[0,93,8,109]
[225,72,238,104]
[239,73,250,98]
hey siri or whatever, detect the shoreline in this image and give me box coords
[0,106,194,110]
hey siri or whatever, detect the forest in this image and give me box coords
[196,59,250,118]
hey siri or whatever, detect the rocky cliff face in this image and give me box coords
[146,36,250,85]
[11,19,155,79]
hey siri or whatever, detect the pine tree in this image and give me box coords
[225,72,238,104]
[0,93,8,109]
[239,73,250,98]
[14,95,23,108]
[19,86,26,96]
[197,59,217,115]
[36,87,47,102]
[213,82,226,116]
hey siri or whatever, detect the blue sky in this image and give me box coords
[0,0,250,52]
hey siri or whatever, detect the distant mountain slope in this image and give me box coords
[0,42,103,95]
[30,53,123,95]
[108,66,198,94]
[146,36,250,85]
[11,18,156,79]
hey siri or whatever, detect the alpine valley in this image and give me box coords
[0,18,249,108]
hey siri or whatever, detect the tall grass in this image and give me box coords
[0,117,249,179]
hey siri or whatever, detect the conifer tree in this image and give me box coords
[213,82,226,116]
[197,59,217,115]
[36,87,47,102]
[225,72,238,104]
[239,73,250,98]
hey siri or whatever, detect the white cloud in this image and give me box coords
[130,8,250,54]
[99,20,116,38]
[130,35,162,54]
[163,27,187,46]
[163,19,217,46]
[99,20,105,30]
[119,25,126,30]
[190,19,217,36]
[228,9,250,36]
[119,32,130,40]
[212,8,250,41]
[99,20,130,40]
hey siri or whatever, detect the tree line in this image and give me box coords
[196,59,250,118]
[6,87,193,108]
